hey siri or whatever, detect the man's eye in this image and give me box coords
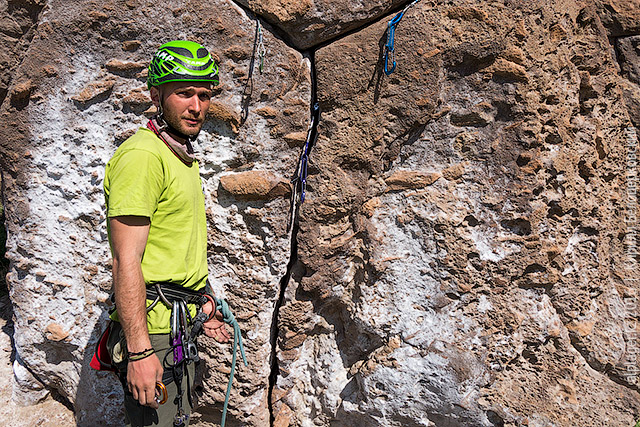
[200,93,212,101]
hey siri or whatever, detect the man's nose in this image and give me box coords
[188,95,201,114]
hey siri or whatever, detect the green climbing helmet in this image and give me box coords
[147,40,219,89]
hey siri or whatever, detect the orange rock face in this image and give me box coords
[220,170,290,200]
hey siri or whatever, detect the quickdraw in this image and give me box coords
[291,102,321,206]
[289,102,320,230]
[257,20,266,73]
[167,300,191,426]
[384,0,421,75]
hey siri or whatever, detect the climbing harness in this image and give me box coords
[146,282,247,427]
[384,0,422,75]
[91,282,247,427]
[257,20,266,73]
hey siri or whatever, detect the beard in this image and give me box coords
[161,106,204,139]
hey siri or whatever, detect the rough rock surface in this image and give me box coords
[617,35,640,128]
[0,297,75,426]
[235,0,408,49]
[0,0,639,426]
[0,0,46,107]
[0,0,309,425]
[274,0,640,426]
[594,0,640,36]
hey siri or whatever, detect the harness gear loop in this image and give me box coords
[146,282,173,312]
[384,0,421,76]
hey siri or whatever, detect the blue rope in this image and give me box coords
[215,297,247,427]
[384,0,421,75]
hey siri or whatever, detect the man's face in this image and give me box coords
[152,81,213,138]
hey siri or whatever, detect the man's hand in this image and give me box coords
[127,354,164,408]
[202,300,231,343]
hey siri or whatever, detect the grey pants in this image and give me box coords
[106,321,196,427]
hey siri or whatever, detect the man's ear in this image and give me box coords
[150,87,160,108]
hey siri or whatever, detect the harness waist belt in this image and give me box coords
[146,282,206,307]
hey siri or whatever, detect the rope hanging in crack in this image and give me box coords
[384,0,422,75]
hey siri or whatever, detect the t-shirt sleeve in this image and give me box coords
[106,148,164,219]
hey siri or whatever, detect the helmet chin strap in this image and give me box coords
[155,104,198,143]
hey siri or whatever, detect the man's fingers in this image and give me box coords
[204,324,231,342]
[134,385,157,408]
[144,388,159,409]
[132,385,155,408]
[126,355,163,408]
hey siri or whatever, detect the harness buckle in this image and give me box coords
[185,341,199,362]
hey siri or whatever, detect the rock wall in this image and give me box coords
[0,0,639,426]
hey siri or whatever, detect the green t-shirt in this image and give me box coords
[104,127,207,334]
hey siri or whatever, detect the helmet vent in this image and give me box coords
[166,46,192,58]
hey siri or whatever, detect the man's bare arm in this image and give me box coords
[110,216,162,408]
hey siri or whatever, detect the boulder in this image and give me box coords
[1,0,640,426]
[273,1,640,426]
[0,0,309,425]
[235,0,408,49]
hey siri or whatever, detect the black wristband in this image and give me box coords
[128,348,155,361]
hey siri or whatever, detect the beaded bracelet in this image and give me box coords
[128,348,155,362]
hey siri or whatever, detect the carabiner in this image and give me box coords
[384,48,396,76]
[171,300,180,340]
[173,409,188,427]
[257,20,266,73]
[179,300,189,333]
[384,18,398,75]
[155,382,168,405]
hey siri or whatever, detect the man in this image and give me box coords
[103,40,230,426]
